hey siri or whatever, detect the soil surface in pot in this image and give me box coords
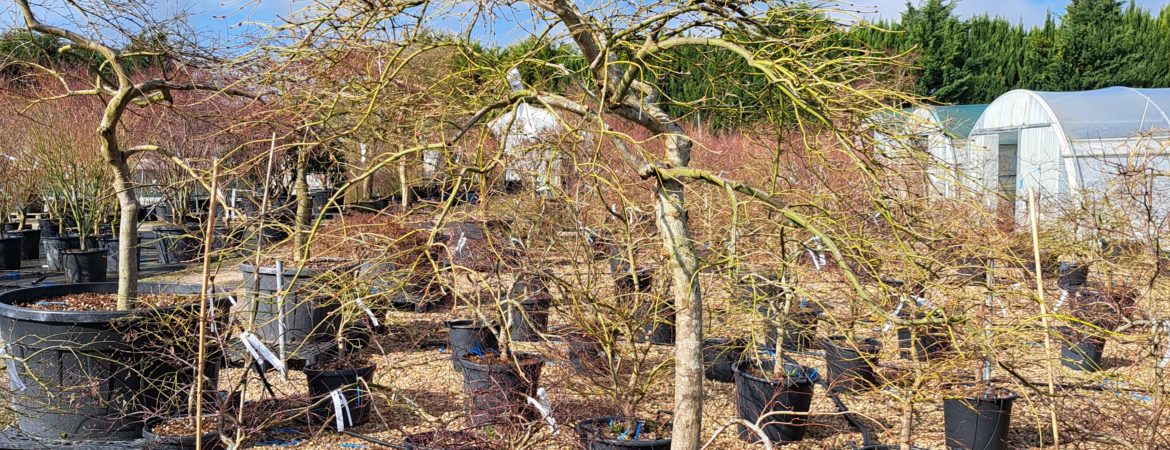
[150,416,224,437]
[587,417,672,441]
[23,292,196,311]
[462,352,537,366]
[311,352,373,371]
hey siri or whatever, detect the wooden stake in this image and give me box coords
[195,158,220,450]
[1028,187,1061,448]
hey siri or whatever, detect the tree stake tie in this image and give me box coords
[275,259,287,381]
[239,331,286,377]
[330,389,354,431]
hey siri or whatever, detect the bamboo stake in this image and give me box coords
[195,158,219,450]
[235,133,278,446]
[1027,187,1060,448]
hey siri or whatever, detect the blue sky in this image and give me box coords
[8,0,1170,47]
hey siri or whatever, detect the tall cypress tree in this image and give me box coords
[1058,0,1129,90]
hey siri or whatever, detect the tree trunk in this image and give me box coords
[656,135,702,450]
[294,149,311,262]
[112,161,140,310]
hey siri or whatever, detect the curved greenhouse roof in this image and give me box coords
[968,87,1170,220]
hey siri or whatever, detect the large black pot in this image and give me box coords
[703,338,744,383]
[1057,262,1089,290]
[1059,327,1105,372]
[101,235,143,272]
[457,352,544,427]
[6,228,39,260]
[0,234,22,270]
[63,248,109,283]
[42,234,80,271]
[141,416,226,450]
[38,218,60,238]
[943,389,1017,450]
[305,363,377,430]
[897,326,951,362]
[0,282,224,441]
[822,336,881,393]
[575,417,672,449]
[239,262,350,346]
[154,226,200,264]
[761,301,821,352]
[445,319,499,372]
[733,359,816,444]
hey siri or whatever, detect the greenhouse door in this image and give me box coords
[996,137,1019,229]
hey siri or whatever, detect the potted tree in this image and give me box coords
[58,163,115,283]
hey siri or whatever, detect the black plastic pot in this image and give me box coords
[1059,327,1105,372]
[63,248,109,283]
[565,334,605,374]
[42,234,80,271]
[822,336,881,393]
[239,262,349,346]
[445,319,499,372]
[142,416,226,450]
[897,326,951,362]
[1057,262,1089,290]
[457,352,544,427]
[575,417,672,449]
[101,236,142,272]
[305,363,377,430]
[733,359,816,444]
[761,302,821,352]
[38,218,59,238]
[154,226,200,264]
[703,338,745,383]
[504,274,551,342]
[6,228,39,260]
[0,234,22,270]
[0,282,221,441]
[943,389,1017,450]
[636,304,675,345]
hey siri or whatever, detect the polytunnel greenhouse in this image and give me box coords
[906,104,987,197]
[969,87,1170,219]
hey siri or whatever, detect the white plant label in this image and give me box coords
[239,331,286,376]
[355,297,380,327]
[807,249,821,271]
[884,296,907,333]
[330,389,353,431]
[1054,290,1068,312]
[525,387,557,435]
[454,232,468,255]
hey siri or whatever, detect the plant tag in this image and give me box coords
[239,331,285,376]
[525,387,557,435]
[807,249,821,271]
[454,232,468,255]
[884,296,906,332]
[1054,289,1068,312]
[355,298,379,327]
[0,348,24,392]
[330,389,352,431]
[206,289,217,334]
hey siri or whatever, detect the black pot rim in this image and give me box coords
[445,319,497,329]
[940,384,1019,402]
[0,282,226,323]
[239,260,356,277]
[63,248,109,255]
[576,416,672,445]
[458,351,543,371]
[823,335,882,353]
[732,359,816,386]
[304,362,377,376]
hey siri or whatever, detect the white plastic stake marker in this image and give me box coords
[454,232,468,255]
[274,260,287,381]
[1054,290,1068,313]
[239,331,286,374]
[330,389,353,431]
[355,297,380,327]
[807,249,821,271]
[207,288,217,334]
[884,296,907,333]
[525,387,557,435]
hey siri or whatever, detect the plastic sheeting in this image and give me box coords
[488,69,563,194]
